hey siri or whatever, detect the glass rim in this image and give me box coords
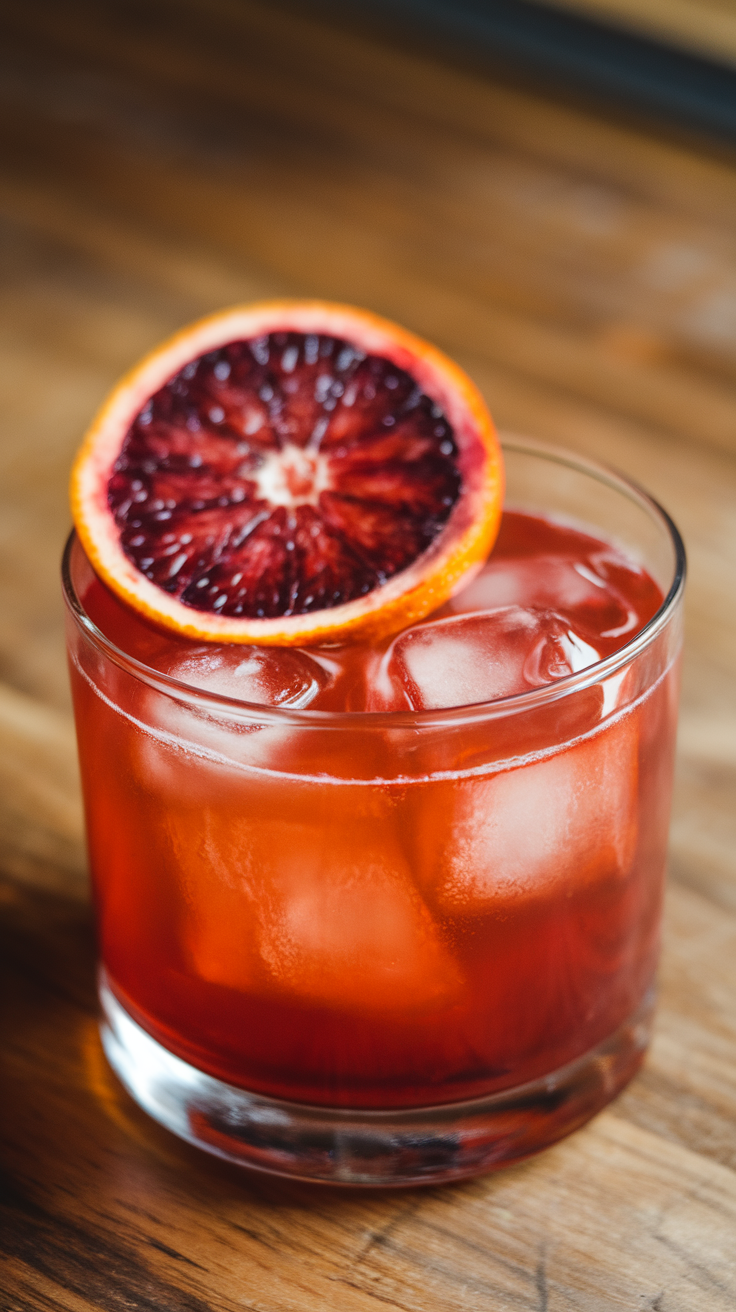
[62,432,686,729]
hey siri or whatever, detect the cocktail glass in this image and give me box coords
[63,435,685,1185]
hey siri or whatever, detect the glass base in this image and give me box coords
[99,980,654,1186]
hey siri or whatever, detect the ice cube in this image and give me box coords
[427,710,638,910]
[372,607,600,710]
[179,812,463,1013]
[160,644,326,709]
[446,555,634,637]
[127,645,328,797]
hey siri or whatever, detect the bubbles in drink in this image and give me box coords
[371,606,601,710]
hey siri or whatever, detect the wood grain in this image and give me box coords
[1,1,735,1306]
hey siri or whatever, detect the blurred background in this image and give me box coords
[2,7,736,1304]
[1,0,735,898]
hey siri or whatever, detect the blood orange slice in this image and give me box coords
[71,301,503,645]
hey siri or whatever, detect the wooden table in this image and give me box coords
[2,2,735,1306]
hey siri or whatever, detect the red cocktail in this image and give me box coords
[64,435,683,1184]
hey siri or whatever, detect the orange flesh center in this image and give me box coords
[106,331,462,620]
[253,445,333,507]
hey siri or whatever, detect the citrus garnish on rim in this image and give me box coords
[70,301,504,645]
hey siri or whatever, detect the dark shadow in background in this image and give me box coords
[328,0,736,144]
